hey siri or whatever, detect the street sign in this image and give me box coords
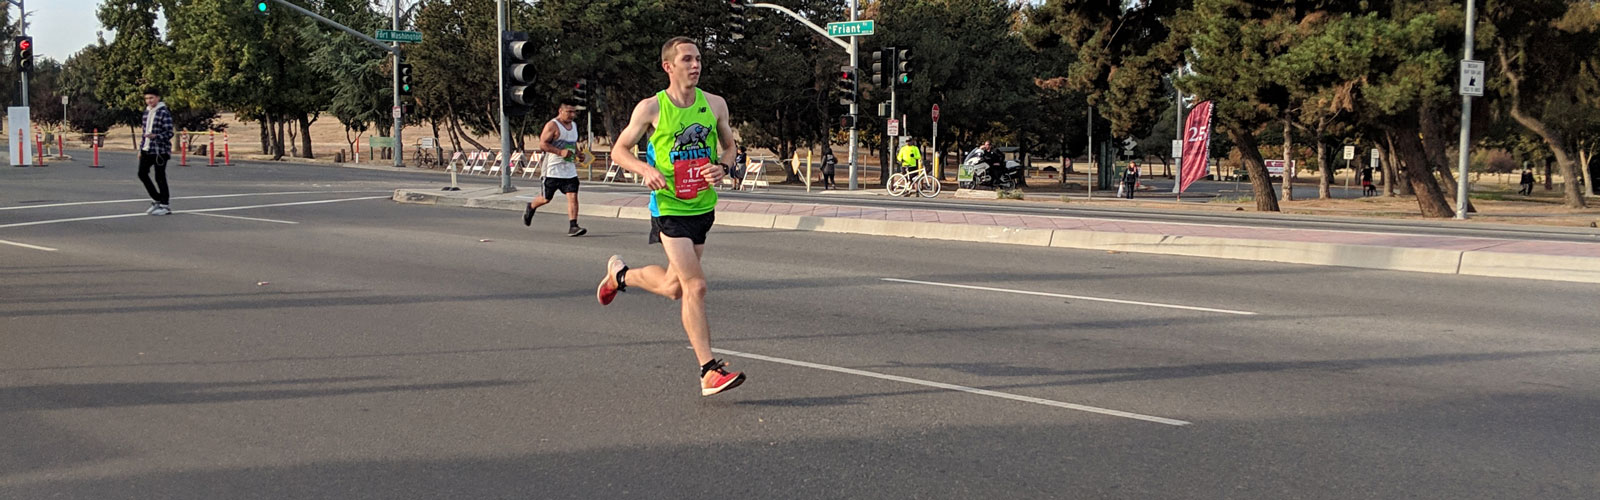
[1172,139,1183,159]
[931,104,940,123]
[825,21,875,37]
[392,105,402,119]
[1460,60,1485,96]
[887,119,900,137]
[375,29,423,43]
[1371,148,1381,168]
[1343,145,1356,161]
[61,95,68,106]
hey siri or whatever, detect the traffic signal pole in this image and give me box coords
[496,0,513,193]
[268,0,403,167]
[11,0,25,107]
[391,0,403,168]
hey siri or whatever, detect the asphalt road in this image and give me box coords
[3,154,1599,499]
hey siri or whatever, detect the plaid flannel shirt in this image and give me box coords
[141,105,175,156]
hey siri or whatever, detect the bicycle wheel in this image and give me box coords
[917,175,941,197]
[886,173,909,196]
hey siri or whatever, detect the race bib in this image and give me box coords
[673,158,710,199]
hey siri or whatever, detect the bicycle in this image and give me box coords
[412,145,439,169]
[886,167,941,197]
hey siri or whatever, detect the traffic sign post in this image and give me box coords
[825,20,875,37]
[932,105,940,178]
[1343,145,1356,161]
[887,119,899,137]
[1459,60,1485,97]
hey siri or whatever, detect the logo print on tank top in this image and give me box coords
[669,123,713,199]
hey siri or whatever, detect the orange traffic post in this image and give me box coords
[179,133,190,166]
[208,131,217,166]
[91,130,104,168]
[223,132,233,165]
[15,129,23,166]
[56,127,66,159]
[35,131,45,166]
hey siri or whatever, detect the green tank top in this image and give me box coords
[648,89,720,216]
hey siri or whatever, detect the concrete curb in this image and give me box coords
[392,189,1600,284]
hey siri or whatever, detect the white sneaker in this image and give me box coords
[146,202,159,215]
[151,205,171,216]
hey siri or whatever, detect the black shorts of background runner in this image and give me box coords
[649,211,715,245]
[542,177,580,200]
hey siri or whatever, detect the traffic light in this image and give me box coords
[397,63,414,95]
[870,49,887,87]
[729,1,747,41]
[502,31,536,117]
[572,79,590,110]
[254,1,269,15]
[840,114,857,130]
[13,36,32,74]
[895,48,913,86]
[836,66,858,106]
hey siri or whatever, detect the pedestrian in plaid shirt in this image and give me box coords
[138,88,176,216]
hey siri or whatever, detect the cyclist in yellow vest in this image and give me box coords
[897,138,923,177]
[595,36,746,396]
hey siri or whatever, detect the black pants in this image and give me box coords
[822,171,835,189]
[138,152,171,204]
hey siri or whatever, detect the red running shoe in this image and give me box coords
[700,359,746,396]
[596,255,625,305]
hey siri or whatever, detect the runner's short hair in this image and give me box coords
[142,87,162,97]
[661,36,697,64]
[558,100,580,109]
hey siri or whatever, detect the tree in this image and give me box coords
[95,0,173,143]
[1172,0,1292,212]
[304,0,392,158]
[1485,0,1599,208]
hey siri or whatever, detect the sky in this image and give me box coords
[25,0,147,63]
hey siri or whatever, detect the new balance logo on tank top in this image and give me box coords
[647,89,719,217]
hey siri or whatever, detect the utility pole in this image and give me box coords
[1455,0,1478,219]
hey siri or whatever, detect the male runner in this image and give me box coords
[595,36,745,396]
[523,100,587,236]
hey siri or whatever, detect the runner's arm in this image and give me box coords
[613,98,666,190]
[537,121,565,155]
[706,93,737,184]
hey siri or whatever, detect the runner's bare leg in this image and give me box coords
[622,237,712,370]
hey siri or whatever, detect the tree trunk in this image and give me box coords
[448,113,488,151]
[1227,124,1280,212]
[1388,128,1455,217]
[1385,133,1410,196]
[299,115,314,159]
[1315,137,1332,199]
[1420,106,1473,212]
[1579,144,1596,197]
[259,119,270,155]
[1281,116,1294,202]
[273,120,286,161]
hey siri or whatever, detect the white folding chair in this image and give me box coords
[523,152,546,179]
[469,152,490,175]
[487,151,506,176]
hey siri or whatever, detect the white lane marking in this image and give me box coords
[714,348,1191,426]
[881,278,1258,316]
[182,196,388,214]
[0,239,57,251]
[0,196,387,229]
[185,212,298,224]
[0,213,147,228]
[0,190,387,211]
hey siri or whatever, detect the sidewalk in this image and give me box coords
[394,185,1600,285]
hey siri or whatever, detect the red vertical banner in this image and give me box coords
[1179,101,1215,194]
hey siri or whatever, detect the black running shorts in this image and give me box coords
[649,211,715,245]
[542,177,580,200]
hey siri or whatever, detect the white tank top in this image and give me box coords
[543,119,579,179]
